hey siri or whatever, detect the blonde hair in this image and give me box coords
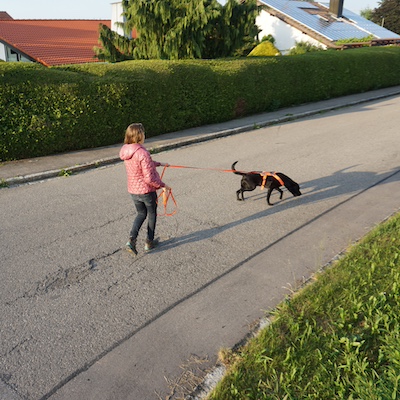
[124,123,145,144]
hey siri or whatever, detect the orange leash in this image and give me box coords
[161,164,236,173]
[157,164,237,217]
[157,189,177,217]
[156,165,284,216]
[159,163,260,175]
[157,165,177,217]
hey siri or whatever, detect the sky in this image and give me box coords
[1,0,381,20]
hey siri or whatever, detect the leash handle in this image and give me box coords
[157,188,177,217]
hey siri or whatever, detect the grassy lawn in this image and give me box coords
[208,212,400,400]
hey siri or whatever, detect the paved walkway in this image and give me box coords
[2,85,400,186]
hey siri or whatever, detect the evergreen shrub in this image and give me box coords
[1,47,400,161]
[288,41,324,55]
[248,40,281,56]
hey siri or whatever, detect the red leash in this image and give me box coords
[160,164,236,173]
[159,163,259,175]
[157,164,235,217]
[157,165,177,217]
[157,189,177,217]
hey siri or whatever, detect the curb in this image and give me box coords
[3,157,121,187]
[4,88,400,187]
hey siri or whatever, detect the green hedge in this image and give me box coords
[1,47,400,161]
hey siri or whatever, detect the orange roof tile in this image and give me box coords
[0,19,111,66]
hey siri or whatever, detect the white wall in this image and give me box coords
[0,43,33,62]
[257,10,326,54]
[0,43,6,61]
[111,1,131,38]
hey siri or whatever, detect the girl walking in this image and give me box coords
[120,123,170,254]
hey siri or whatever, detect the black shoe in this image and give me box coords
[144,239,159,252]
[126,239,138,255]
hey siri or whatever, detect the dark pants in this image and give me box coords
[130,192,157,242]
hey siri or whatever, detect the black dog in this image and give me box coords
[232,161,302,205]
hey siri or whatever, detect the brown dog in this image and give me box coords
[232,161,302,205]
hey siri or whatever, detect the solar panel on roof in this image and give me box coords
[260,0,400,41]
[340,8,400,39]
[291,1,319,9]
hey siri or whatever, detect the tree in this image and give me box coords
[360,7,373,20]
[370,0,400,35]
[122,0,220,59]
[96,0,260,61]
[203,0,260,58]
[94,24,135,62]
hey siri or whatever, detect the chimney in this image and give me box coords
[329,0,344,18]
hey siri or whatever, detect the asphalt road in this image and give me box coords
[1,96,400,400]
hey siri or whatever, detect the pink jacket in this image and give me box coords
[119,144,165,194]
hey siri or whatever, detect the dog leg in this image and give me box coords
[266,188,274,206]
[278,188,283,200]
[236,189,243,201]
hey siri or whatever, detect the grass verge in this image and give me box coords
[208,211,400,399]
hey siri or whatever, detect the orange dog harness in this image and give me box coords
[261,172,284,190]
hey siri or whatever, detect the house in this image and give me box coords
[257,0,400,54]
[0,12,111,66]
[5,0,397,66]
[109,0,400,55]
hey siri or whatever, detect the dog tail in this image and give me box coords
[231,161,246,176]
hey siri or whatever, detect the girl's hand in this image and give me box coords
[163,185,171,192]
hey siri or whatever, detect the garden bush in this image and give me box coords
[1,46,400,161]
[247,40,281,56]
[288,41,324,55]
